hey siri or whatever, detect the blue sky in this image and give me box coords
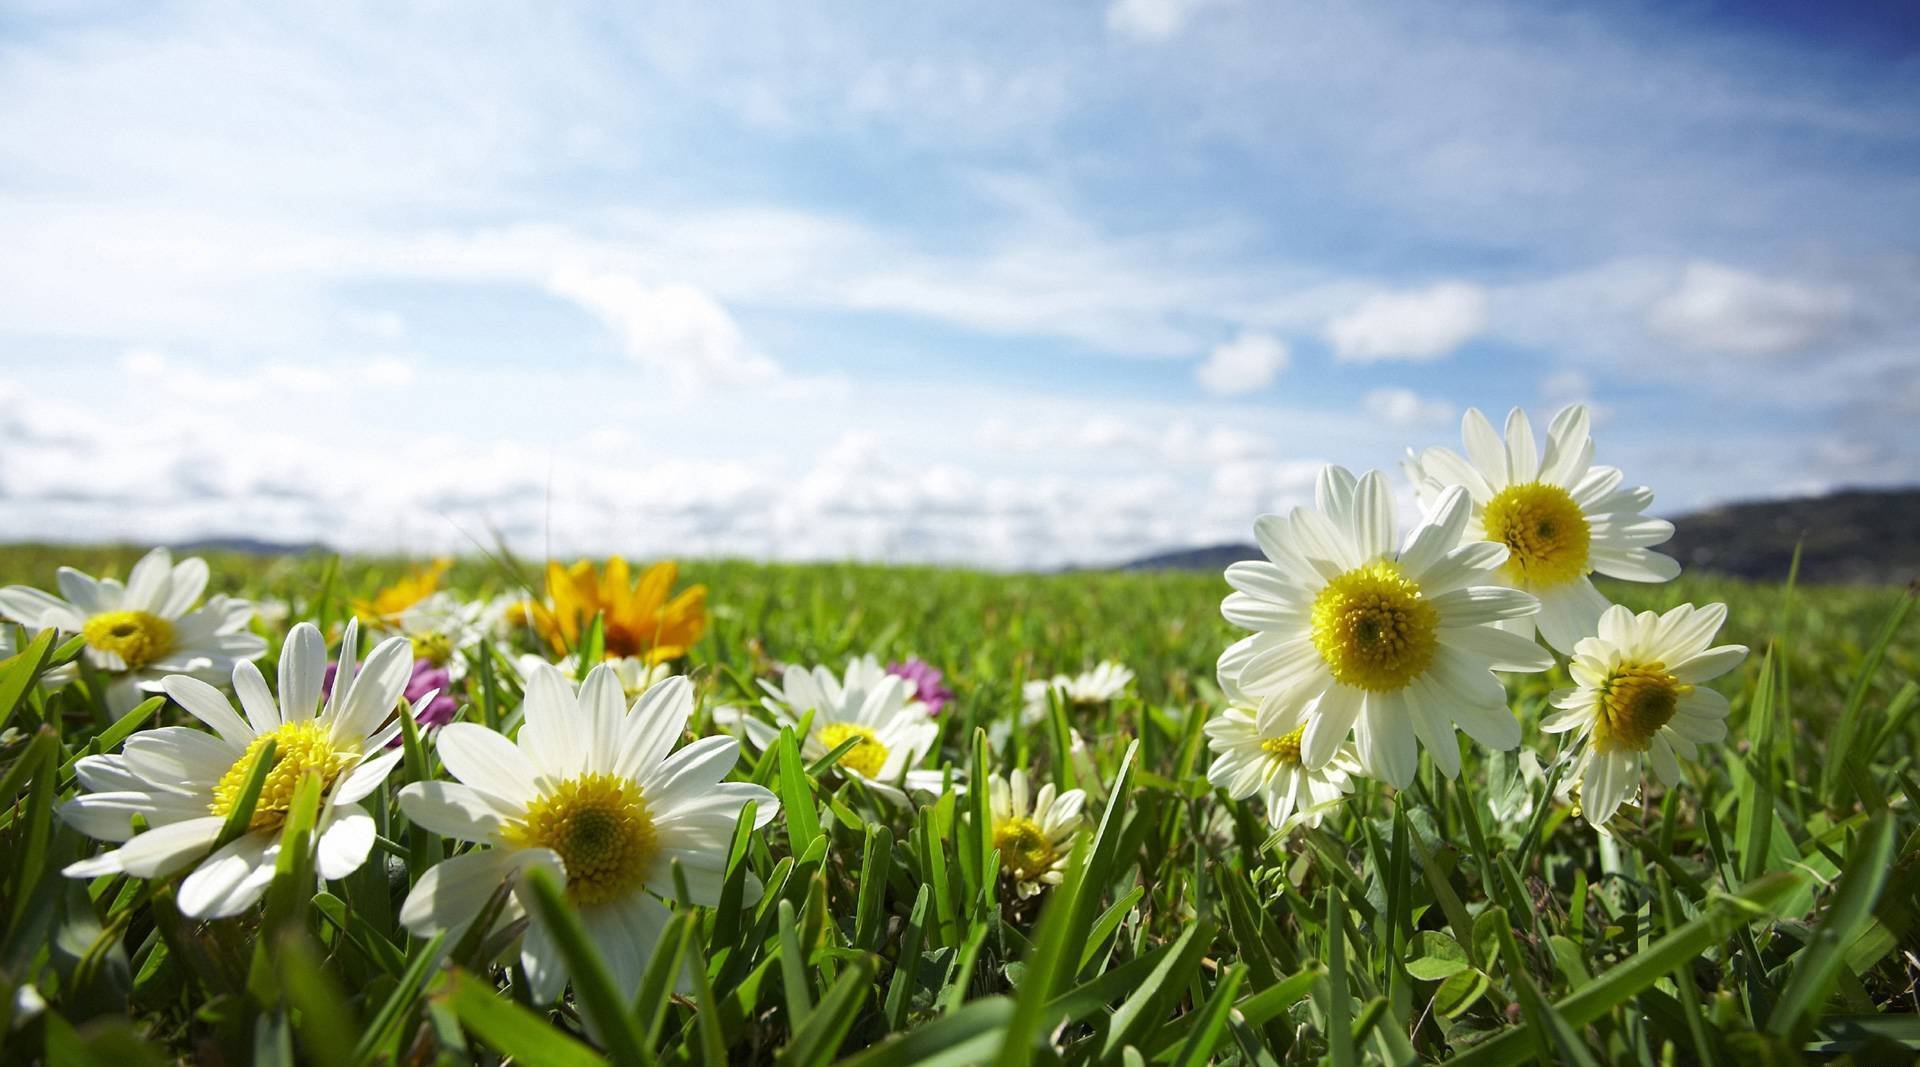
[1,1,1916,566]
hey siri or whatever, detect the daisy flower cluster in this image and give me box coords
[24,541,1087,1015]
[9,401,1751,1039]
[1206,404,1744,832]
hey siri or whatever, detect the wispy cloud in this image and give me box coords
[0,2,1913,565]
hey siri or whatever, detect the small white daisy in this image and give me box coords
[1204,659,1355,831]
[1541,603,1745,826]
[1404,405,1680,653]
[984,768,1085,898]
[1020,661,1134,724]
[726,657,939,804]
[59,621,414,918]
[1218,466,1553,788]
[0,547,267,714]
[394,593,486,680]
[397,667,776,1004]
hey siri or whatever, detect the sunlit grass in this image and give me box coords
[0,544,1914,1063]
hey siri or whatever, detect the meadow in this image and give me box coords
[0,542,1914,1065]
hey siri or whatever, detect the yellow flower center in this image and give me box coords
[411,631,454,666]
[1260,725,1306,765]
[209,721,356,832]
[503,773,658,906]
[82,610,175,671]
[817,722,890,779]
[1592,661,1690,754]
[993,816,1057,882]
[1310,560,1438,692]
[1481,482,1591,589]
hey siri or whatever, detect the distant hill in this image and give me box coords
[172,537,330,556]
[1118,487,1920,586]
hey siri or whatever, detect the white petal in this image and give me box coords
[334,749,405,805]
[57,568,111,615]
[399,847,529,937]
[1233,636,1325,698]
[1503,408,1538,484]
[1301,685,1362,768]
[435,723,540,806]
[638,735,742,809]
[518,665,584,780]
[279,623,327,723]
[576,664,628,776]
[1398,486,1475,581]
[1460,408,1508,486]
[1430,586,1539,626]
[0,586,83,629]
[1647,735,1681,787]
[124,548,174,614]
[519,913,570,1005]
[1436,625,1554,672]
[1415,447,1493,502]
[399,781,513,843]
[330,635,414,746]
[1221,592,1305,632]
[1356,697,1417,788]
[161,676,254,746]
[232,661,282,735]
[120,727,236,786]
[316,809,377,881]
[1406,683,1461,778]
[1669,646,1747,683]
[1351,470,1396,561]
[1409,542,1508,596]
[176,831,276,919]
[1533,579,1609,655]
[1316,465,1359,531]
[160,557,211,617]
[1537,405,1591,487]
[583,894,673,998]
[1448,693,1522,751]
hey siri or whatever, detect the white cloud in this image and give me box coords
[1326,283,1488,362]
[1195,331,1288,395]
[548,270,779,392]
[1363,387,1453,428]
[1105,0,1229,42]
[1646,261,1853,358]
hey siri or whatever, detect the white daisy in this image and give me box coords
[1203,662,1355,831]
[0,547,267,714]
[59,621,414,918]
[394,593,486,680]
[397,667,776,1004]
[1404,405,1680,653]
[1218,466,1553,788]
[1541,603,1744,826]
[984,768,1085,898]
[730,657,940,804]
[1020,661,1134,724]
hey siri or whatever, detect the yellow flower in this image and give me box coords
[354,558,451,622]
[532,558,707,664]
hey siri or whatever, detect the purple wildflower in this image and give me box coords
[324,658,459,744]
[887,657,953,715]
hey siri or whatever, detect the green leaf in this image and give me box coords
[777,954,876,1067]
[444,969,606,1067]
[521,866,652,1067]
[1444,870,1805,1067]
[1767,813,1898,1042]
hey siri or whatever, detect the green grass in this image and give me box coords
[0,544,1915,1065]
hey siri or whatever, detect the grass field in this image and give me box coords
[0,543,1914,1065]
